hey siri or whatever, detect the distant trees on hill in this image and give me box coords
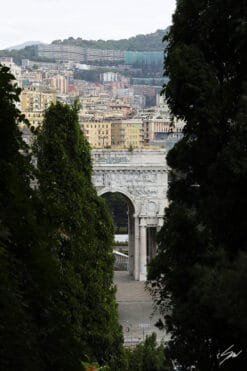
[0,45,55,65]
[52,29,168,51]
[0,29,169,66]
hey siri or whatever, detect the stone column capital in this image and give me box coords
[140,218,147,227]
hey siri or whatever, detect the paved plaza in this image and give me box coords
[114,271,169,346]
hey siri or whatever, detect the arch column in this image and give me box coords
[134,216,140,280]
[128,207,135,276]
[139,218,147,281]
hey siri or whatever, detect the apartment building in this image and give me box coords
[50,75,69,94]
[109,103,133,118]
[111,119,143,148]
[21,88,56,112]
[20,111,44,129]
[38,44,86,62]
[0,57,22,86]
[143,118,171,144]
[80,121,111,148]
[20,88,56,128]
[38,44,124,63]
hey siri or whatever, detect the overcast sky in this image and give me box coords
[0,0,176,49]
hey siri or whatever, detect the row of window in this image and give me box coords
[85,130,109,135]
[82,124,109,129]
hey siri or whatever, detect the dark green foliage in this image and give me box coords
[0,64,41,369]
[148,1,247,370]
[102,193,128,234]
[124,334,170,371]
[0,66,123,369]
[34,100,124,368]
[0,65,82,369]
[74,69,102,82]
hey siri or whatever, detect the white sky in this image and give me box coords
[0,0,176,49]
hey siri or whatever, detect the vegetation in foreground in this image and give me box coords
[148,1,247,370]
[0,64,171,371]
[0,64,124,370]
[124,333,171,371]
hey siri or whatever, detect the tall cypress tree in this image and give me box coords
[34,101,123,368]
[148,1,247,370]
[0,64,43,370]
[0,65,85,370]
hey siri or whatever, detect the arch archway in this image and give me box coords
[98,187,137,212]
[100,189,136,277]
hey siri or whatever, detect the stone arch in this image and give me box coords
[98,187,136,214]
[99,187,136,277]
[92,148,168,280]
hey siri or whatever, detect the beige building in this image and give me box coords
[80,121,111,148]
[20,111,44,129]
[0,57,22,87]
[111,119,143,148]
[143,118,171,145]
[20,88,56,128]
[21,88,56,112]
[50,75,68,94]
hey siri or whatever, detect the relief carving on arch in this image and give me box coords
[140,201,158,217]
[93,170,159,188]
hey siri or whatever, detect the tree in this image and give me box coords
[148,1,247,370]
[102,193,128,234]
[0,65,81,369]
[125,333,170,371]
[34,100,124,368]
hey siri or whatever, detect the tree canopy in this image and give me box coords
[34,100,124,368]
[0,65,80,369]
[52,29,167,51]
[125,333,170,371]
[148,1,247,370]
[0,65,124,369]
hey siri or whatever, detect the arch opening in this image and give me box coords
[101,191,135,275]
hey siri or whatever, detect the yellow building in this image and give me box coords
[19,111,44,129]
[19,88,56,129]
[21,88,56,112]
[80,121,112,148]
[111,119,143,148]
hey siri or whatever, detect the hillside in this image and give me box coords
[0,45,55,65]
[0,29,168,66]
[6,41,42,51]
[52,29,168,51]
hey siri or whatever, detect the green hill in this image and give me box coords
[52,29,168,51]
[0,45,55,65]
[0,29,168,65]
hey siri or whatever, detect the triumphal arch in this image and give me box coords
[92,149,168,281]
